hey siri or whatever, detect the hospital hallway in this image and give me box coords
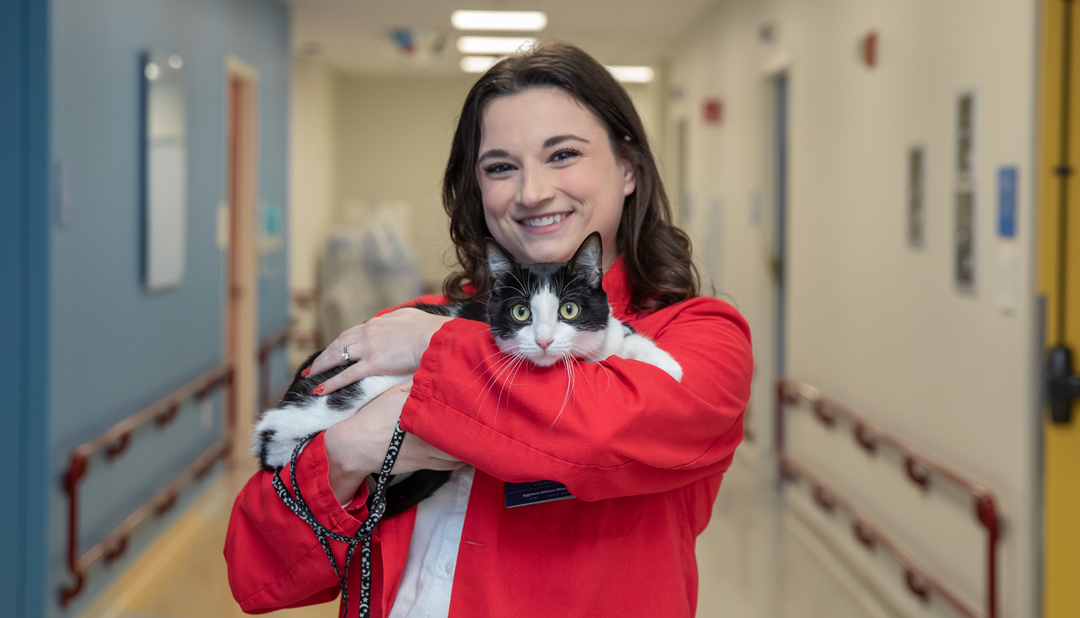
[4,0,1080,617]
[73,453,889,618]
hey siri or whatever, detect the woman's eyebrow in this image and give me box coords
[544,134,589,148]
[477,134,589,164]
[478,148,510,164]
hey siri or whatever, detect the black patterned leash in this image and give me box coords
[271,420,406,618]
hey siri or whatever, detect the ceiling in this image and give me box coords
[286,0,722,75]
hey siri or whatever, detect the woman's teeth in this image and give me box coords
[520,213,568,227]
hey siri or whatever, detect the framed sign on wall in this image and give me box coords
[142,50,188,291]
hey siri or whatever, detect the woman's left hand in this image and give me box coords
[307,308,454,395]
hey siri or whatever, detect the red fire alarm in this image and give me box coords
[703,98,723,124]
[861,30,878,68]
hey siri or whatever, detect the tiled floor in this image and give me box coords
[80,451,892,618]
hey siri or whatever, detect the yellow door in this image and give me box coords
[1040,2,1080,616]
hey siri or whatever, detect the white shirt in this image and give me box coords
[388,466,475,618]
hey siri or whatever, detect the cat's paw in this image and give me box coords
[252,403,352,470]
[620,334,683,382]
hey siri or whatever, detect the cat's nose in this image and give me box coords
[536,336,553,351]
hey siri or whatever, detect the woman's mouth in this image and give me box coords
[517,212,571,231]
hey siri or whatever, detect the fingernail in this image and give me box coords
[301,367,311,378]
[312,385,324,395]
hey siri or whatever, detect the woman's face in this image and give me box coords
[477,88,635,270]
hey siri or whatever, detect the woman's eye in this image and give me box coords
[484,163,514,175]
[512,304,531,321]
[550,148,581,163]
[559,302,579,320]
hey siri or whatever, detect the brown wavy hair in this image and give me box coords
[442,41,698,314]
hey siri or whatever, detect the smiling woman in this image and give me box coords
[225,40,753,618]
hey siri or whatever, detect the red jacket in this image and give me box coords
[225,258,753,617]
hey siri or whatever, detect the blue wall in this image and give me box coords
[0,0,50,616]
[47,0,291,615]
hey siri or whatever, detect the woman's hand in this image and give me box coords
[323,379,464,505]
[308,308,454,396]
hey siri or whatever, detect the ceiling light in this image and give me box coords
[451,10,547,32]
[460,56,500,73]
[457,36,535,55]
[606,66,655,83]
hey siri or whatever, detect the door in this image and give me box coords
[1039,1,1080,615]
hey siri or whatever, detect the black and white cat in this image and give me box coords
[253,232,681,515]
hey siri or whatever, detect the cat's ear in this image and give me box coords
[485,239,515,280]
[568,232,604,288]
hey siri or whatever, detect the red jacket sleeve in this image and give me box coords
[400,296,752,501]
[224,433,368,613]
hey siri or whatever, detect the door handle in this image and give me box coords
[1048,344,1079,424]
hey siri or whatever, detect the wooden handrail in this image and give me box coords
[776,378,1001,618]
[59,364,234,606]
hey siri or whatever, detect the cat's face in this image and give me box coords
[486,232,611,366]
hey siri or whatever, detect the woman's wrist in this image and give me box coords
[323,423,378,505]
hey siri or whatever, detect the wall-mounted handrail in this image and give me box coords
[776,378,1001,618]
[60,364,234,606]
[258,322,292,410]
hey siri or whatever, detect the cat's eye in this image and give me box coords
[559,302,580,320]
[512,304,531,321]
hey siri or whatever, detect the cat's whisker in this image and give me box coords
[475,351,526,414]
[495,352,530,427]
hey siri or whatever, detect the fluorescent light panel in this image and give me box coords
[452,10,547,32]
[606,66,655,83]
[460,56,500,73]
[457,36,536,55]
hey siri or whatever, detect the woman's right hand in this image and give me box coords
[322,379,464,505]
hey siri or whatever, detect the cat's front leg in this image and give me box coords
[618,334,684,382]
[252,373,412,470]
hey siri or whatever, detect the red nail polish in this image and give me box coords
[312,385,324,395]
[301,367,311,378]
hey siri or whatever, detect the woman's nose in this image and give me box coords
[517,164,555,208]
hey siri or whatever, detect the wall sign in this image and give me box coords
[142,50,188,292]
[998,166,1017,238]
[955,91,977,292]
[703,98,723,124]
[907,145,925,247]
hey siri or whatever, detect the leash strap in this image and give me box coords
[271,420,407,618]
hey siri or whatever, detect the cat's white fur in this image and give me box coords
[253,288,681,468]
[253,374,410,469]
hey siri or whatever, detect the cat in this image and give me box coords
[252,232,682,516]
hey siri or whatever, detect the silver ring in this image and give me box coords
[342,344,350,362]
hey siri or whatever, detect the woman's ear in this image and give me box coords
[620,157,637,196]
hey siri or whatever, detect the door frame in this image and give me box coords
[760,54,791,479]
[225,57,260,453]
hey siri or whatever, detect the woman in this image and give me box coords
[225,41,752,617]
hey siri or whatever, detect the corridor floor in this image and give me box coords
[80,450,892,618]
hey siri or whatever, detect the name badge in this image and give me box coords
[504,480,575,508]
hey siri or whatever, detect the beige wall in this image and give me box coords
[334,74,478,288]
[668,1,1040,616]
[289,54,337,292]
